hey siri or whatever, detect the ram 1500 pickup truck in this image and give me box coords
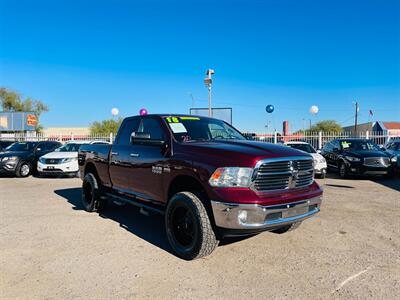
[78,114,323,260]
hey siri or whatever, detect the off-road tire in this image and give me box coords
[165,192,219,260]
[339,162,348,178]
[16,162,31,177]
[81,173,106,212]
[271,221,302,234]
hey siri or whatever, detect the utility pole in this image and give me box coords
[354,101,359,136]
[204,69,215,117]
[189,93,195,108]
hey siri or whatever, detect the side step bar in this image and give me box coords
[105,192,165,215]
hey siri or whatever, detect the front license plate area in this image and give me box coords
[283,205,308,218]
[45,166,55,170]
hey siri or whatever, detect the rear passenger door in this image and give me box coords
[109,118,140,191]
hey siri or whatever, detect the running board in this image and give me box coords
[105,192,165,215]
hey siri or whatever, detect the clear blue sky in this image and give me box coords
[1,0,399,133]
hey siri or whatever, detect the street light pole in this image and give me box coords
[204,69,215,117]
[208,84,212,117]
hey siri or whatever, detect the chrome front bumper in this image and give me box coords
[211,196,322,230]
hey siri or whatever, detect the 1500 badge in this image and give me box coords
[152,166,171,174]
[152,166,163,174]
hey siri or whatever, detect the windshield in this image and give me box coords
[287,143,316,153]
[341,140,380,151]
[55,143,82,152]
[6,142,37,151]
[163,116,245,142]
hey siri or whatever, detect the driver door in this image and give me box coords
[127,117,170,203]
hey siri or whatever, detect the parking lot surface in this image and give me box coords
[1,175,399,299]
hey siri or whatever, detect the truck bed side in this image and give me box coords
[78,144,112,187]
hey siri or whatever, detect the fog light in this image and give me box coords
[351,168,356,172]
[238,210,248,224]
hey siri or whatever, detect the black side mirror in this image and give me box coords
[131,132,165,146]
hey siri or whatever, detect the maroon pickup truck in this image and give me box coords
[78,114,323,260]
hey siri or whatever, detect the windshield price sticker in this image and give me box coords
[169,122,187,133]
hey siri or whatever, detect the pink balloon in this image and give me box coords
[139,108,148,116]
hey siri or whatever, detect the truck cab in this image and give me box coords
[79,114,323,260]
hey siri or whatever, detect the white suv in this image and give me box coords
[285,141,327,178]
[37,141,109,177]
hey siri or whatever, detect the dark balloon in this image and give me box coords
[266,105,274,113]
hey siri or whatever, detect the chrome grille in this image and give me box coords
[253,158,314,191]
[363,157,390,167]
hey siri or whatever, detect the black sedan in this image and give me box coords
[0,141,61,177]
[320,138,396,178]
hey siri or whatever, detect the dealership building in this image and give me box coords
[343,121,400,136]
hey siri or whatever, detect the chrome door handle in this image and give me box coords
[130,153,140,157]
[111,152,119,156]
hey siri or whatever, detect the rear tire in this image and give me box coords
[16,162,31,177]
[271,222,302,234]
[81,173,106,212]
[165,192,218,260]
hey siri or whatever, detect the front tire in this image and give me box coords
[165,192,218,260]
[339,162,348,178]
[16,162,31,177]
[81,173,106,212]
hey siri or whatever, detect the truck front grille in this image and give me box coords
[253,158,314,192]
[363,157,390,167]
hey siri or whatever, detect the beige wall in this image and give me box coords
[43,127,90,136]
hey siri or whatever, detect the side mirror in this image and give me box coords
[316,149,322,154]
[36,147,42,152]
[131,132,165,146]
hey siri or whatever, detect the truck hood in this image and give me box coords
[180,140,311,167]
[41,151,78,159]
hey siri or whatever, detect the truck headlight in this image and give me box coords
[209,167,253,187]
[391,156,398,163]
[1,156,18,162]
[39,157,46,164]
[345,156,360,162]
